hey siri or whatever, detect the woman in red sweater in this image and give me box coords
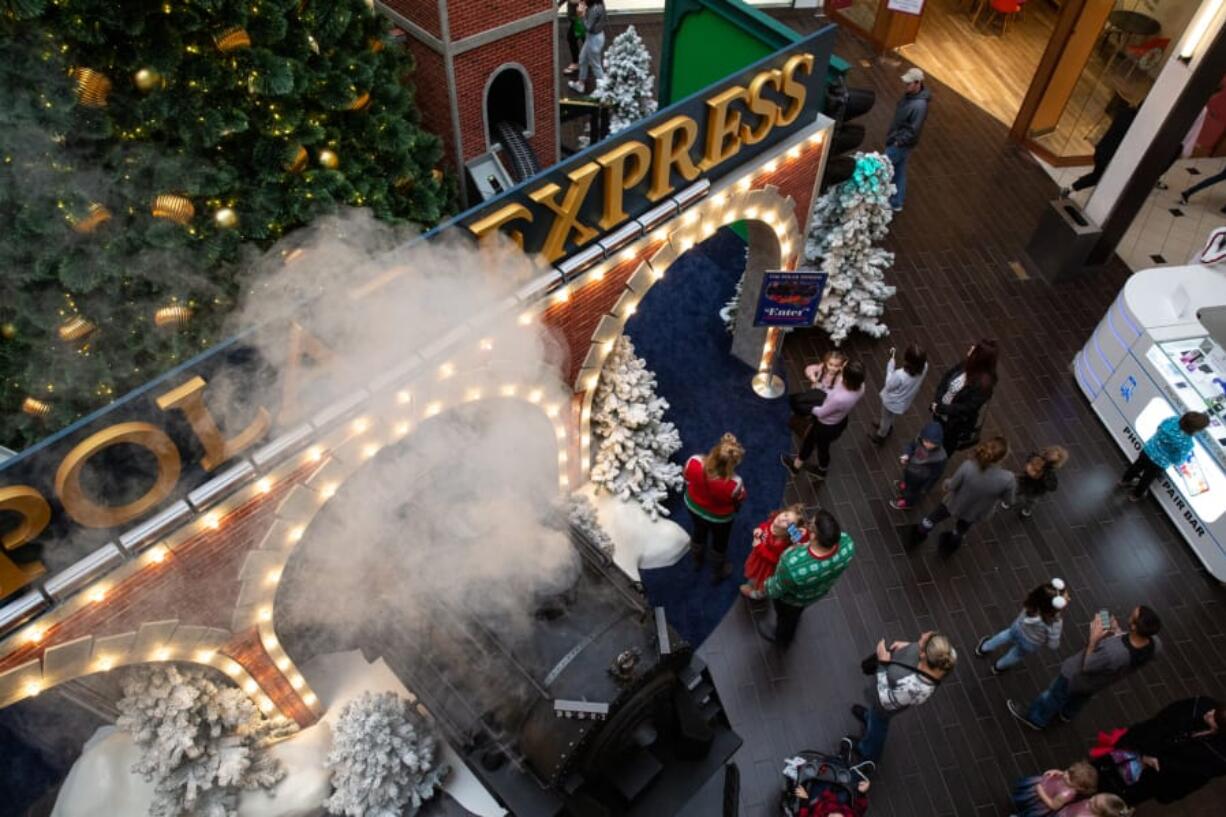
[740,504,810,600]
[684,433,747,582]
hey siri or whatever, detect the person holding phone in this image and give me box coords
[1008,606,1163,731]
[740,504,810,600]
[759,510,855,648]
[871,343,928,445]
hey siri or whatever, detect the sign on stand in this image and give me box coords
[753,270,828,327]
[886,0,925,15]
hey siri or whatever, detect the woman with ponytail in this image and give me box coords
[684,433,747,582]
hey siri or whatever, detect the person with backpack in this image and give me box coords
[848,630,956,762]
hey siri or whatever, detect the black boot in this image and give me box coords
[690,540,706,570]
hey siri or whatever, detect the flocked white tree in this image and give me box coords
[567,492,616,557]
[590,335,683,519]
[116,664,293,817]
[804,152,898,345]
[324,691,448,817]
[592,26,658,134]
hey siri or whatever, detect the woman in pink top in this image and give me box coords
[782,361,865,481]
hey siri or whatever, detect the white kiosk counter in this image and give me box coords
[1075,265,1226,582]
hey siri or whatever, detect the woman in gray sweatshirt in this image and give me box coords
[975,580,1068,674]
[911,435,1015,552]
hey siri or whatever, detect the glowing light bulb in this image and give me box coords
[362,443,380,459]
[559,475,570,487]
[653,267,665,281]
[603,341,614,353]
[196,650,215,663]
[275,656,290,671]
[620,247,636,262]
[518,312,533,326]
[88,586,106,603]
[680,239,694,252]
[554,425,567,440]
[244,680,258,694]
[352,417,370,433]
[465,387,482,402]
[745,207,759,219]
[394,420,410,437]
[581,434,591,448]
[320,483,337,500]
[624,303,638,317]
[554,287,570,304]
[591,266,606,281]
[702,221,715,234]
[303,692,318,705]
[714,193,727,206]
[788,145,802,159]
[500,384,517,397]
[558,452,568,464]
[545,404,560,418]
[24,681,40,697]
[739,177,752,191]
[586,376,598,390]
[263,635,278,649]
[396,389,411,405]
[425,401,442,417]
[224,661,241,677]
[307,446,323,462]
[259,698,275,713]
[154,647,170,661]
[258,608,272,622]
[288,526,305,544]
[479,337,494,351]
[652,228,667,242]
[96,655,115,671]
[147,546,167,564]
[763,210,777,225]
[256,477,272,494]
[810,131,825,144]
[765,159,778,172]
[527,389,543,403]
[684,210,699,226]
[266,568,282,585]
[203,512,221,530]
[291,675,304,689]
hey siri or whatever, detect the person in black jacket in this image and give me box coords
[1061,103,1138,197]
[1095,696,1226,806]
[929,340,998,456]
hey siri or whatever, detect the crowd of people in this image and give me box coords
[679,338,1224,814]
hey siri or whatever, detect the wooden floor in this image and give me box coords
[670,13,1225,817]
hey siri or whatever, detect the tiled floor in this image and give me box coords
[665,13,1226,817]
[1039,157,1226,271]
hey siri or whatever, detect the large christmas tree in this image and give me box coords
[0,0,447,449]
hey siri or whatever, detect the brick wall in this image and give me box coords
[452,22,556,166]
[382,0,442,39]
[404,43,455,174]
[446,0,553,41]
[226,628,315,727]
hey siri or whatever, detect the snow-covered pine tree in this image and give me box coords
[803,152,898,345]
[720,273,744,334]
[567,493,616,557]
[324,691,448,817]
[116,664,293,817]
[589,335,683,519]
[592,26,658,134]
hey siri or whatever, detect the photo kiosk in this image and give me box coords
[1075,265,1226,582]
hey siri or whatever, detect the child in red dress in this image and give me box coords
[739,503,809,600]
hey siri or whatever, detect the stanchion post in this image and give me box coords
[751,326,786,398]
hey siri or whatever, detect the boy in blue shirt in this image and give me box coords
[1120,411,1209,501]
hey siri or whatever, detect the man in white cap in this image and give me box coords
[885,67,931,213]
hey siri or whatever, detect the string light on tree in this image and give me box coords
[213,207,238,229]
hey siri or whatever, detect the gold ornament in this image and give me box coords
[347,91,371,111]
[22,397,52,418]
[318,149,339,169]
[151,194,195,225]
[431,168,444,184]
[154,305,193,327]
[214,27,252,53]
[213,207,238,229]
[287,145,308,173]
[133,68,161,92]
[72,203,112,234]
[71,67,112,108]
[58,317,97,343]
[369,37,384,53]
[1,323,16,340]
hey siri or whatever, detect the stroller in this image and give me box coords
[780,738,875,817]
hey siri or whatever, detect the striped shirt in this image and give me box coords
[764,532,855,607]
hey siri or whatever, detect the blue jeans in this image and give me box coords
[885,144,911,210]
[982,622,1038,670]
[856,696,896,762]
[1025,674,1090,727]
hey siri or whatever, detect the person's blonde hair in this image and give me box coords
[1041,445,1070,469]
[1089,793,1132,817]
[1067,760,1098,795]
[922,633,957,672]
[704,433,745,479]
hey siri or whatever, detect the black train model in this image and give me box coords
[370,525,741,817]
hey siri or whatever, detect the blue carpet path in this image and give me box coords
[627,228,795,647]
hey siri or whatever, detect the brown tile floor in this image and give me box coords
[636,12,1226,817]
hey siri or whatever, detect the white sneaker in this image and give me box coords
[999,501,1011,510]
[568,80,584,93]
